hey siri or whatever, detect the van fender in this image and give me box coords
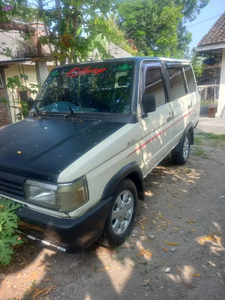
[172,123,194,153]
[102,162,145,201]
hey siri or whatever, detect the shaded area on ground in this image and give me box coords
[0,141,225,300]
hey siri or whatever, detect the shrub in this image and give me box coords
[0,198,23,265]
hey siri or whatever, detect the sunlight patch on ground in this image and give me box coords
[212,221,222,232]
[84,293,92,300]
[181,265,196,283]
[196,234,224,256]
[166,273,182,283]
[97,255,133,294]
[208,261,216,267]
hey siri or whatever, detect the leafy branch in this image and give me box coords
[0,198,23,265]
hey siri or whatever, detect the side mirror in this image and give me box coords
[142,94,156,116]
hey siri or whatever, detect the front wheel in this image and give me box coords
[98,179,137,248]
[172,131,191,165]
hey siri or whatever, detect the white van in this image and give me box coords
[0,57,200,252]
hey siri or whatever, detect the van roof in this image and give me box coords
[55,57,190,70]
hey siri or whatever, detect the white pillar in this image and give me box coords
[216,48,225,118]
[35,61,48,87]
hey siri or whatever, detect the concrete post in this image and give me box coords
[216,48,225,118]
[35,61,48,87]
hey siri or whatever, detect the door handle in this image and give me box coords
[188,102,192,109]
[167,116,172,122]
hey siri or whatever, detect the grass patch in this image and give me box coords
[199,132,225,147]
[201,100,217,106]
[194,147,208,159]
[194,137,204,145]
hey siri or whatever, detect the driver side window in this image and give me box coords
[144,68,166,107]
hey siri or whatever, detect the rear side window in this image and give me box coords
[184,65,196,93]
[144,68,166,107]
[167,68,187,100]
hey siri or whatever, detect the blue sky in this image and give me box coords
[187,0,225,50]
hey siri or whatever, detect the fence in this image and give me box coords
[198,84,219,104]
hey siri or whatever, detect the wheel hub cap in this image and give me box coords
[183,136,189,159]
[111,190,134,235]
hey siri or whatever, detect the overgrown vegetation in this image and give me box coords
[199,132,225,148]
[194,147,208,159]
[194,137,203,146]
[0,198,23,265]
[200,100,217,106]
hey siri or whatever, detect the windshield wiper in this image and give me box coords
[65,102,75,118]
[34,106,40,115]
[62,89,77,118]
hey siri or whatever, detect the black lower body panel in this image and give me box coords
[16,197,112,253]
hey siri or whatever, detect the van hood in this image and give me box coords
[0,118,124,182]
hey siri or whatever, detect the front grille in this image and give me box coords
[0,171,26,200]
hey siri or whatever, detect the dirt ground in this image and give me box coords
[0,129,225,300]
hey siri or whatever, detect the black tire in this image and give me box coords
[98,179,138,248]
[172,131,191,165]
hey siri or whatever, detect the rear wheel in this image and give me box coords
[172,131,191,165]
[98,179,137,248]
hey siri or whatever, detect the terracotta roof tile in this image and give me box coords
[198,12,225,46]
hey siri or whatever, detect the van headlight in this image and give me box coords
[24,177,89,211]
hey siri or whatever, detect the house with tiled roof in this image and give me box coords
[0,23,55,126]
[197,12,225,118]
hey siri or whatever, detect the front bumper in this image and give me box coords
[16,197,112,253]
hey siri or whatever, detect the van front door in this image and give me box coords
[139,62,174,177]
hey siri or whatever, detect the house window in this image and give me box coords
[19,91,29,101]
[167,68,187,100]
[144,68,166,107]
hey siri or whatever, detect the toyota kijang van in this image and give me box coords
[0,57,200,252]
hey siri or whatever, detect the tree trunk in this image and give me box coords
[0,22,35,33]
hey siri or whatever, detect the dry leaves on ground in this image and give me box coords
[164,241,178,246]
[138,247,153,258]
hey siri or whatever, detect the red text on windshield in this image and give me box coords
[67,67,106,78]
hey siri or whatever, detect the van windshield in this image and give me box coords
[36,62,134,115]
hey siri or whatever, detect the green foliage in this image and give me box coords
[194,147,208,159]
[36,0,133,63]
[0,0,37,25]
[174,0,209,22]
[0,97,8,105]
[6,75,39,95]
[6,75,39,120]
[0,42,14,59]
[118,0,183,57]
[199,132,225,148]
[194,137,203,145]
[20,101,29,117]
[118,0,209,57]
[0,198,23,265]
[189,47,203,79]
[0,0,209,63]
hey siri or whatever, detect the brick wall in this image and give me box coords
[0,88,10,128]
